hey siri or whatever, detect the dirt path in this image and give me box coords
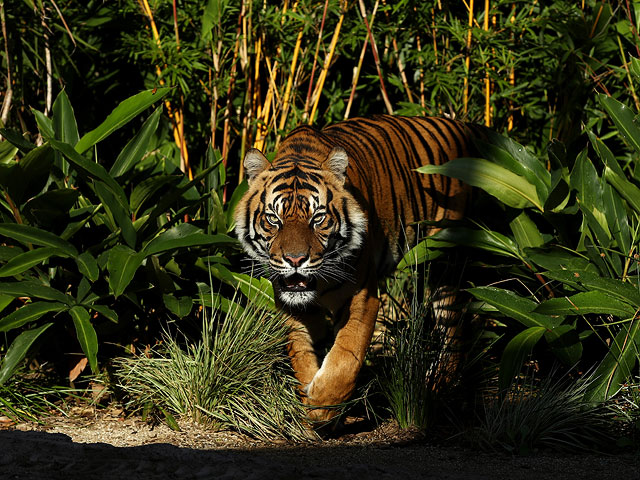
[1,416,638,480]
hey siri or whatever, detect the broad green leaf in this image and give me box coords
[543,269,640,307]
[49,138,128,207]
[0,294,13,313]
[94,181,136,248]
[598,94,640,154]
[499,326,546,392]
[526,248,594,272]
[468,286,560,330]
[0,223,78,257]
[31,108,54,139]
[52,90,80,147]
[23,189,81,226]
[397,237,450,270]
[226,180,248,232]
[0,302,66,332]
[69,306,99,375]
[0,247,68,277]
[0,323,53,385]
[544,325,582,366]
[603,166,640,214]
[432,227,521,259]
[418,158,542,210]
[110,106,163,177]
[143,223,235,256]
[163,294,193,318]
[75,88,170,154]
[584,318,640,402]
[0,129,36,154]
[534,291,636,318]
[107,245,144,298]
[509,211,544,250]
[89,304,118,323]
[130,175,180,216]
[76,252,99,282]
[571,151,610,243]
[602,183,632,257]
[0,140,17,163]
[231,273,275,310]
[0,281,72,304]
[588,131,625,178]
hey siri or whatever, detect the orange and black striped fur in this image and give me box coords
[235,115,477,424]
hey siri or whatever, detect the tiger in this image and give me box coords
[234,115,477,425]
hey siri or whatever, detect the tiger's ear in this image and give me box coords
[243,148,270,184]
[322,147,349,184]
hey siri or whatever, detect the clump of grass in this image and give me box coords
[375,262,461,430]
[116,294,313,441]
[471,373,612,454]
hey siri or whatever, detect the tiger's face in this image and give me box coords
[234,146,367,308]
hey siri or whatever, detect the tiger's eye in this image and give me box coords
[265,213,280,226]
[311,213,326,226]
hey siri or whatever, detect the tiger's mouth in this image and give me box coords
[279,273,317,292]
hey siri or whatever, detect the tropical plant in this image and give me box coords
[417,92,640,403]
[0,88,237,387]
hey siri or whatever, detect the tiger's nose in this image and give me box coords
[284,253,308,267]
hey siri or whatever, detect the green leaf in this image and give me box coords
[417,158,543,210]
[0,281,72,304]
[499,326,546,391]
[76,252,99,282]
[89,304,118,323]
[543,270,640,307]
[584,318,640,402]
[0,302,66,332]
[69,306,99,375]
[597,94,640,154]
[534,291,636,318]
[110,106,163,177]
[94,181,136,248]
[509,211,544,249]
[0,247,68,277]
[0,223,78,257]
[31,109,54,139]
[130,175,180,217]
[107,245,145,298]
[52,90,80,147]
[49,138,128,207]
[544,325,582,366]
[163,294,193,318]
[0,323,53,385]
[468,286,560,330]
[231,273,275,310]
[75,88,170,154]
[602,183,632,256]
[397,237,449,270]
[432,227,522,259]
[143,223,235,256]
[603,166,640,214]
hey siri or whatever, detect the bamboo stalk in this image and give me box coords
[276,25,305,145]
[416,34,426,112]
[309,1,348,123]
[0,1,13,127]
[507,5,515,131]
[345,0,380,119]
[138,0,192,179]
[462,0,475,115]
[357,0,393,115]
[483,0,491,127]
[303,0,330,122]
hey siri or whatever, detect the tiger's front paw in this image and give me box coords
[302,371,354,426]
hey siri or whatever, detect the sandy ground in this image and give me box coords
[1,414,639,480]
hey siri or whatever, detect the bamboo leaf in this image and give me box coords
[107,245,145,298]
[0,323,53,385]
[499,326,546,392]
[76,252,99,282]
[534,291,636,318]
[94,181,136,248]
[509,211,544,249]
[0,302,67,332]
[0,223,77,257]
[431,227,522,259]
[544,325,582,366]
[584,318,640,402]
[468,286,560,330]
[52,90,80,147]
[69,306,99,375]
[143,223,235,256]
[543,270,640,307]
[418,158,543,210]
[0,247,68,277]
[0,281,72,304]
[110,106,163,177]
[598,94,640,154]
[75,88,170,154]
[603,166,640,214]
